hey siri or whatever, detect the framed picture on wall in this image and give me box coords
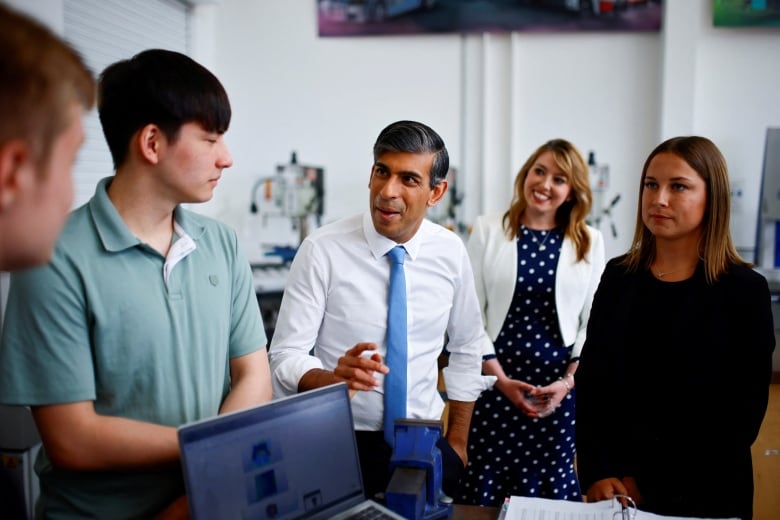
[317,0,663,37]
[714,0,780,27]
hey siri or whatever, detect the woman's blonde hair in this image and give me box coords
[503,139,593,261]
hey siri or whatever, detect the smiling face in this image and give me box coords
[641,152,707,246]
[368,150,447,243]
[522,150,572,225]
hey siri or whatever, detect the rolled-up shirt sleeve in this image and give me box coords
[441,246,493,402]
[268,239,326,396]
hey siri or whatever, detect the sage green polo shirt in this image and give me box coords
[0,177,266,519]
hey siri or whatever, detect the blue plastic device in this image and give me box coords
[385,419,453,520]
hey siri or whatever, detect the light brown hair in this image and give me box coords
[622,136,748,283]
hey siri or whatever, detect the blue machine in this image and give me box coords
[385,419,453,520]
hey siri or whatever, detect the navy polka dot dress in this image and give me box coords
[459,226,582,506]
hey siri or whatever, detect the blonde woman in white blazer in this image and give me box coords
[459,139,605,507]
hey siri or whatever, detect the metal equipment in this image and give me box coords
[385,419,453,520]
[586,150,621,238]
[425,167,466,236]
[249,151,324,254]
[248,152,325,342]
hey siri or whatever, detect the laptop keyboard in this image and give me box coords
[344,504,399,520]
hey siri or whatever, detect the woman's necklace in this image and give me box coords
[653,263,697,278]
[525,226,553,251]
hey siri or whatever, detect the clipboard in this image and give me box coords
[501,495,738,520]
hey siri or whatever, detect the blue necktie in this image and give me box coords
[384,245,407,447]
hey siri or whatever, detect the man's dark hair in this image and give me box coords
[97,49,231,169]
[373,120,449,189]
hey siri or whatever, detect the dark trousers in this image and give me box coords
[0,471,26,520]
[355,430,465,501]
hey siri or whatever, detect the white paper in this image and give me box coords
[502,496,737,520]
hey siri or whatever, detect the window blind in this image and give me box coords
[63,0,189,208]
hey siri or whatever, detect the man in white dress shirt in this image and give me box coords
[269,120,492,499]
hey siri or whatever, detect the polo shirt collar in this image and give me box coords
[89,176,206,253]
[172,206,206,242]
[362,210,426,262]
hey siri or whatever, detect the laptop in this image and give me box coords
[178,383,405,520]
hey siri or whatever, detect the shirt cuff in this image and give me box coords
[480,335,496,358]
[271,354,324,397]
[442,367,497,401]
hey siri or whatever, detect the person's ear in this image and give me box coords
[0,140,32,212]
[427,179,448,207]
[136,124,164,165]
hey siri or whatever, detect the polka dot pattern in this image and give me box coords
[459,226,582,506]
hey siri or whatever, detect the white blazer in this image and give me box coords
[466,213,606,359]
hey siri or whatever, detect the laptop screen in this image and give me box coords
[179,383,365,520]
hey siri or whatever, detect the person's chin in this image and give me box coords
[372,220,401,242]
[372,210,394,226]
[190,190,215,204]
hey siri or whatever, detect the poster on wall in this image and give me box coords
[317,0,663,37]
[714,0,780,27]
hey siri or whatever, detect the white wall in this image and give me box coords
[208,0,660,260]
[205,0,465,260]
[660,1,780,259]
[203,0,780,262]
[5,0,780,262]
[692,6,780,255]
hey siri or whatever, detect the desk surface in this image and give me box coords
[451,504,499,520]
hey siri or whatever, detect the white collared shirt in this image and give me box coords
[269,212,490,430]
